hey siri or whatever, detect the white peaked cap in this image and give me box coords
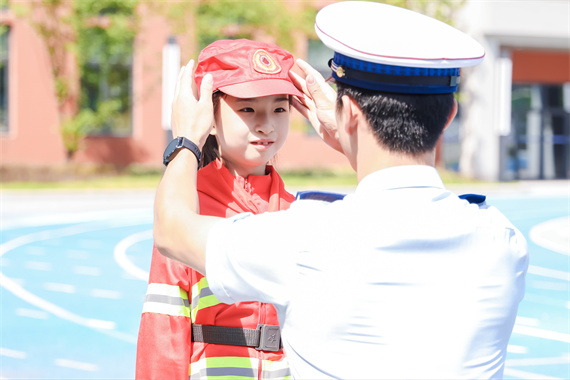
[315,1,485,93]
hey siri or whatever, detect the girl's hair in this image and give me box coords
[200,91,224,168]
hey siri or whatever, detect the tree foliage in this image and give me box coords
[11,0,466,161]
[14,0,139,159]
[196,0,317,51]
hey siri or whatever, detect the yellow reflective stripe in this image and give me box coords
[142,283,190,317]
[197,294,221,310]
[191,280,201,322]
[189,356,290,379]
[191,277,222,323]
[262,357,291,379]
[190,356,258,379]
[206,356,257,368]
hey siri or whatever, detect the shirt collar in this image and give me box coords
[355,165,445,194]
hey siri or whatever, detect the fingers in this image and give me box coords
[289,70,309,96]
[199,74,214,106]
[180,59,195,97]
[294,59,337,107]
[306,73,337,106]
[295,58,326,83]
[291,97,310,120]
[173,65,185,100]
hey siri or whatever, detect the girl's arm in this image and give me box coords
[153,60,221,274]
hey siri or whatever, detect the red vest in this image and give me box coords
[136,160,294,379]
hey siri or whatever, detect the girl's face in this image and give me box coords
[213,94,290,177]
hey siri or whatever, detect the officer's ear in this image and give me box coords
[443,98,458,132]
[340,95,362,136]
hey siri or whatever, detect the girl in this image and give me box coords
[136,39,302,379]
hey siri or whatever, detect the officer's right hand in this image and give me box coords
[171,59,214,150]
[290,59,343,153]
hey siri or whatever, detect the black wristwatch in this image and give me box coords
[163,136,202,166]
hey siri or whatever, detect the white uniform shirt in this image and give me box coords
[206,165,528,379]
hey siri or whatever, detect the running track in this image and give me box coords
[1,184,568,379]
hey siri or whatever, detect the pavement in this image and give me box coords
[0,179,568,379]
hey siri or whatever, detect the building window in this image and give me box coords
[78,3,135,137]
[80,48,133,136]
[504,83,570,180]
[80,31,133,137]
[0,26,8,134]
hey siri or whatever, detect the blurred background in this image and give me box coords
[0,0,568,182]
[0,0,569,379]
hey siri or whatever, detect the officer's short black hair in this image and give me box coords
[336,82,455,155]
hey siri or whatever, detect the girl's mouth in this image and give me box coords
[251,140,274,147]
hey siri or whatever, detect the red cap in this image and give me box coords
[194,39,303,98]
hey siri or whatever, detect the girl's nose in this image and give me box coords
[255,114,274,134]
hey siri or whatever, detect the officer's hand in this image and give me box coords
[171,59,214,149]
[290,59,343,153]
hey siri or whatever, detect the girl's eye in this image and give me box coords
[240,107,254,112]
[275,107,287,113]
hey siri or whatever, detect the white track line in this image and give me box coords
[0,347,27,359]
[113,229,152,281]
[504,368,565,380]
[54,358,98,372]
[0,225,116,331]
[528,265,570,282]
[512,325,570,343]
[0,222,146,340]
[529,216,569,255]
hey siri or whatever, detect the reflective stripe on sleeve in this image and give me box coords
[142,283,190,317]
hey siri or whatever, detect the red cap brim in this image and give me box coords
[218,78,303,99]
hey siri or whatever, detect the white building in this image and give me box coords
[455,0,569,181]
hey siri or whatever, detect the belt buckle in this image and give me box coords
[256,324,281,352]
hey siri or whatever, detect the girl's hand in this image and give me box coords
[290,59,343,153]
[171,60,215,149]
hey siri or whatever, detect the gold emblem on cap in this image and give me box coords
[336,65,345,78]
[252,49,281,75]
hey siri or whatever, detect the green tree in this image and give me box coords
[149,0,317,61]
[196,0,317,51]
[13,0,139,160]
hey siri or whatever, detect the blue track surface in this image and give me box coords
[1,194,568,379]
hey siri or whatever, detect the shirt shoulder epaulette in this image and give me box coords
[295,190,347,203]
[458,193,486,205]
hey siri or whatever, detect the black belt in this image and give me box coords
[191,324,282,352]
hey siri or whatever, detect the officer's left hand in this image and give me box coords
[290,59,343,153]
[171,59,214,149]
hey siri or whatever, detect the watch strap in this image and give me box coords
[163,136,202,166]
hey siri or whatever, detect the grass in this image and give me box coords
[1,166,485,191]
[1,174,162,190]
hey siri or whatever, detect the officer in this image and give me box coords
[154,2,529,379]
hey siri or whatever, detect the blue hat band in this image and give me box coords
[330,53,460,94]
